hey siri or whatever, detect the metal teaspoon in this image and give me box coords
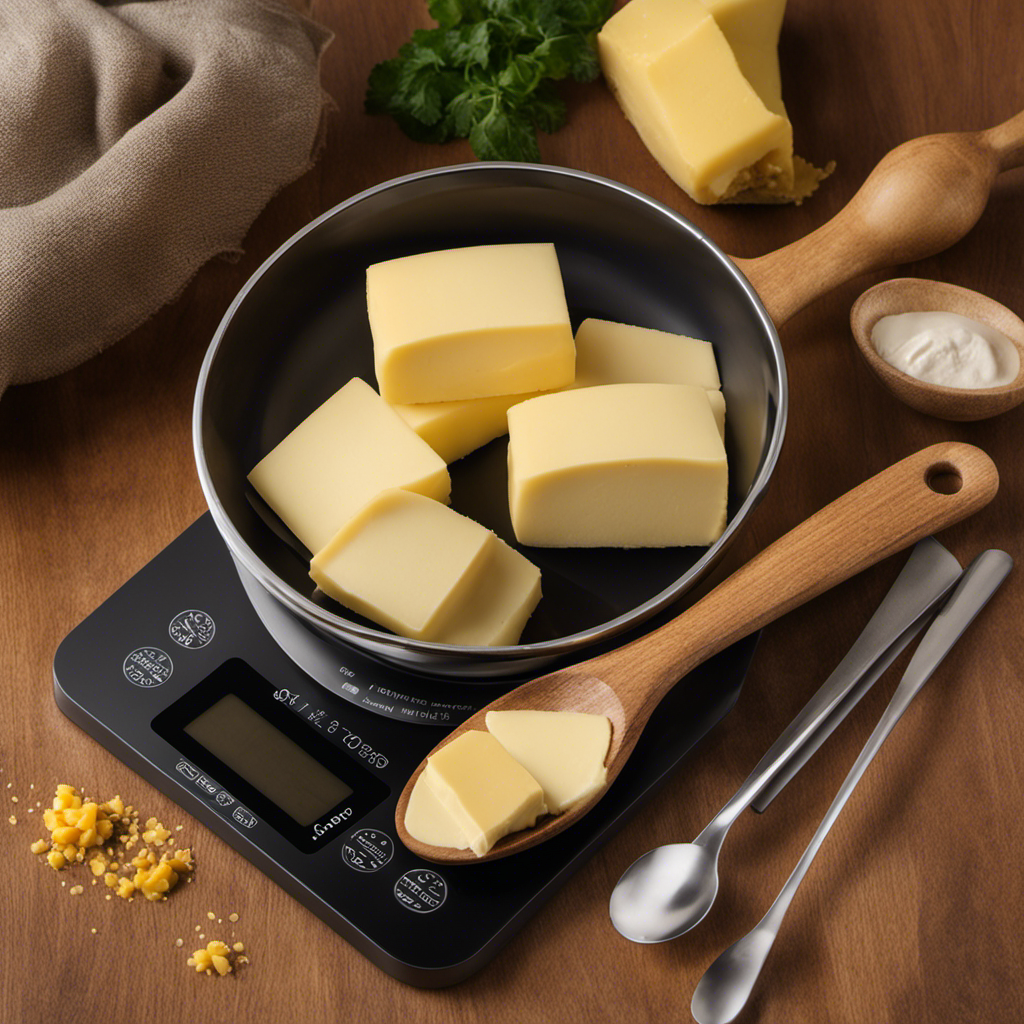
[690,548,1012,1024]
[608,536,962,943]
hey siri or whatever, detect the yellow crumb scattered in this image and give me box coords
[142,817,172,846]
[207,911,215,920]
[187,939,236,977]
[30,784,194,905]
[39,785,117,867]
[232,942,244,953]
[90,928,97,935]
[69,885,84,896]
[11,795,19,803]
[228,912,239,922]
[175,938,184,947]
[8,815,16,825]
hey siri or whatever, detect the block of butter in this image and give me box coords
[421,731,547,857]
[389,388,548,465]
[575,317,721,390]
[598,0,794,203]
[436,538,543,647]
[486,710,611,814]
[699,0,787,119]
[404,772,471,852]
[247,377,450,554]
[310,489,542,645]
[367,242,575,404]
[507,383,728,548]
[573,317,726,438]
[310,489,492,641]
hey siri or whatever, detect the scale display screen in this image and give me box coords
[154,659,389,852]
[184,694,353,826]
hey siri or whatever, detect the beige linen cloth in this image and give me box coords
[0,0,331,399]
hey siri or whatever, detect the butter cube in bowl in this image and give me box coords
[310,489,542,646]
[247,377,450,555]
[367,242,575,404]
[507,383,728,548]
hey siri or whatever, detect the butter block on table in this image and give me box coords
[573,317,726,438]
[486,710,612,814]
[597,0,793,204]
[508,383,728,548]
[310,488,542,645]
[367,242,575,404]
[698,0,787,118]
[421,730,548,857]
[247,377,449,554]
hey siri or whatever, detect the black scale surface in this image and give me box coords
[54,513,756,987]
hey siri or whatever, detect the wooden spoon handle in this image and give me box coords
[982,109,1024,171]
[582,442,998,725]
[732,111,1023,327]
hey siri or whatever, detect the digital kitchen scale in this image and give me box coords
[53,513,757,987]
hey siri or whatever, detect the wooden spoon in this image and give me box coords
[732,109,1024,329]
[396,442,998,864]
[850,278,1024,421]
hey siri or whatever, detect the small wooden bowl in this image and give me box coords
[850,278,1024,421]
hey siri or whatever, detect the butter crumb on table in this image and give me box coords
[187,939,244,978]
[28,783,194,902]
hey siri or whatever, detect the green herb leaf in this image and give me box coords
[470,105,541,162]
[366,0,612,161]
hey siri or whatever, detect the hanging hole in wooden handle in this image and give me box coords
[926,463,964,495]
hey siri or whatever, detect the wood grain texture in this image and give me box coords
[2,1,1023,1022]
[732,109,1024,326]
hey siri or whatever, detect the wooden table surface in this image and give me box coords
[3,1,1022,1021]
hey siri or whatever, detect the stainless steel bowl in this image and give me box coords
[193,163,786,679]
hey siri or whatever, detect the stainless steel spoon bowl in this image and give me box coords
[608,537,963,943]
[690,549,1012,1024]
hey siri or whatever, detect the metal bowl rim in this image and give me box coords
[192,161,789,663]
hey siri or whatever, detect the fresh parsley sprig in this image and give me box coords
[366,0,614,162]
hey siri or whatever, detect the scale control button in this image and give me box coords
[215,792,235,808]
[195,775,219,796]
[175,760,199,781]
[123,647,173,688]
[168,609,216,649]
[394,869,447,914]
[342,829,394,873]
[232,806,257,829]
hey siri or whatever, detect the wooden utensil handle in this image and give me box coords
[732,110,1024,327]
[582,442,998,722]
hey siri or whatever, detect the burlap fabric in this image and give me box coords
[0,0,331,399]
